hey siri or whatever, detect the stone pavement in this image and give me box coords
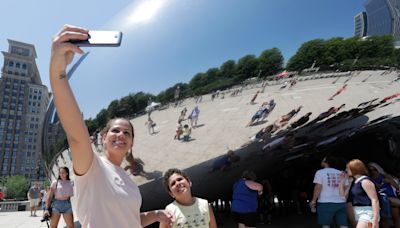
[0,210,320,227]
[0,210,80,228]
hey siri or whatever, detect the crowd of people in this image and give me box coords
[311,156,400,228]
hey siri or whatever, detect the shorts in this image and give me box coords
[52,199,72,214]
[232,212,257,227]
[29,198,40,207]
[317,202,348,226]
[354,206,376,223]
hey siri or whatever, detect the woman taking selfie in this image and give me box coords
[49,24,174,227]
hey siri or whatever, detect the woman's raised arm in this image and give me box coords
[50,25,93,175]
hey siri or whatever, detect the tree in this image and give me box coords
[287,39,325,71]
[5,175,29,199]
[234,55,259,82]
[220,60,236,79]
[258,48,284,77]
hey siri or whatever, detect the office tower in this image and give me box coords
[0,40,49,180]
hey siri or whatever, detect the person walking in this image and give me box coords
[28,183,41,217]
[45,167,75,228]
[48,24,173,227]
[340,159,380,228]
[160,168,217,228]
[310,156,348,228]
[40,186,50,212]
[231,170,263,228]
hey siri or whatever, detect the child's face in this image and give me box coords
[168,173,192,198]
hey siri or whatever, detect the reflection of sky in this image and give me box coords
[0,0,365,117]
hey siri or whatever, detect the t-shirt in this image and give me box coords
[166,197,210,228]
[313,167,345,203]
[41,190,48,202]
[74,154,142,228]
[51,180,74,199]
[231,179,259,213]
[29,187,40,199]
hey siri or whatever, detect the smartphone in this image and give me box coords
[70,31,122,47]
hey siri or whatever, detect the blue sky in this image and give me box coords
[0,0,365,118]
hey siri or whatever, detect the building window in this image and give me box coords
[16,63,20,69]
[8,61,14,67]
[22,64,27,69]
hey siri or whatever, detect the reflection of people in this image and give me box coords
[174,121,183,140]
[145,116,156,135]
[329,84,347,100]
[182,124,192,142]
[160,168,217,228]
[189,106,200,128]
[231,170,263,228]
[45,167,74,227]
[290,112,312,129]
[310,156,348,228]
[211,150,239,171]
[249,91,259,104]
[28,183,40,217]
[340,159,380,228]
[368,162,400,228]
[124,157,152,179]
[49,25,173,227]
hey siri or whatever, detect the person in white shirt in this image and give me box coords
[49,24,174,228]
[310,156,348,228]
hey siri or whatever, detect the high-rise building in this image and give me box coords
[0,39,49,180]
[364,0,400,43]
[354,12,368,37]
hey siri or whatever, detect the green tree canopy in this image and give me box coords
[258,47,284,77]
[5,175,29,199]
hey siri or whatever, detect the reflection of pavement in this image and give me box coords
[0,211,80,228]
[48,70,399,211]
[132,70,399,185]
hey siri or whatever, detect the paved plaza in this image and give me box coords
[0,210,77,228]
[0,210,320,228]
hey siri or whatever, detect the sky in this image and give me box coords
[0,0,365,118]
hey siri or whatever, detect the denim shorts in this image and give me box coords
[353,206,376,223]
[52,199,72,214]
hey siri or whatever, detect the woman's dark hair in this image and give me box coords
[163,168,191,193]
[241,170,257,181]
[100,118,136,174]
[58,166,70,180]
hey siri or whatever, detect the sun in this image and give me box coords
[128,0,165,24]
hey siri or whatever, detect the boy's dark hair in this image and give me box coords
[163,168,191,193]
